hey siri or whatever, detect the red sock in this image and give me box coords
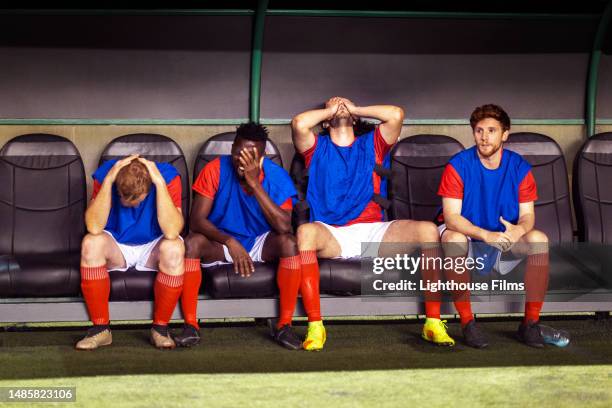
[153,271,184,326]
[524,252,549,323]
[80,265,110,325]
[299,250,321,322]
[181,258,202,329]
[444,255,474,327]
[277,255,301,328]
[422,247,442,319]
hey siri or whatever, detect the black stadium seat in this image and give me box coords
[573,132,612,244]
[193,132,283,299]
[99,133,189,301]
[505,132,573,244]
[0,134,85,297]
[389,135,464,222]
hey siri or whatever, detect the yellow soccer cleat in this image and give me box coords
[421,318,455,346]
[303,320,326,351]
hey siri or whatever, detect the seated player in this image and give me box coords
[77,155,185,350]
[176,123,307,350]
[438,103,569,348]
[292,97,454,350]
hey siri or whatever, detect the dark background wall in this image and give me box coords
[260,17,596,120]
[0,14,609,120]
[0,15,252,119]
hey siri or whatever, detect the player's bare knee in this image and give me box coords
[441,230,468,257]
[81,233,107,262]
[276,233,298,257]
[184,232,207,259]
[159,238,185,274]
[525,229,548,254]
[296,223,318,250]
[417,221,440,243]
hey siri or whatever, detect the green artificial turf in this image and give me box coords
[0,317,611,407]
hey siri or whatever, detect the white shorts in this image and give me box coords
[104,230,164,272]
[437,224,524,275]
[201,232,270,267]
[317,221,394,259]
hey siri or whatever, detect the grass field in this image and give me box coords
[1,316,611,407]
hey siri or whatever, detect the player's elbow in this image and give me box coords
[391,106,405,122]
[291,116,308,133]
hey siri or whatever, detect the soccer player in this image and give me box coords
[77,155,185,350]
[176,123,305,350]
[292,97,454,351]
[437,104,569,348]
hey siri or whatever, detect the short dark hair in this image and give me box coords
[470,104,511,132]
[235,122,269,142]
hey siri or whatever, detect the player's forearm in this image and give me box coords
[85,180,113,234]
[291,108,332,136]
[155,183,184,239]
[445,214,490,242]
[351,105,404,125]
[250,184,292,234]
[190,217,234,245]
[516,213,535,238]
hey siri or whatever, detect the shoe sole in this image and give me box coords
[421,334,454,347]
[150,338,176,350]
[174,338,201,348]
[75,340,112,351]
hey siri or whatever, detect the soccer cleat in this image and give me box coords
[539,324,570,348]
[421,318,455,346]
[173,324,201,348]
[75,327,112,350]
[462,319,489,349]
[517,320,545,348]
[303,320,326,351]
[150,326,176,349]
[270,324,303,350]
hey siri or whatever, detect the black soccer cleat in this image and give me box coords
[517,320,545,348]
[271,324,303,351]
[173,324,201,347]
[462,320,489,349]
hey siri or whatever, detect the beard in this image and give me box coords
[329,113,353,128]
[476,142,503,158]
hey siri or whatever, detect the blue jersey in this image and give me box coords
[306,130,390,226]
[440,146,534,232]
[92,160,181,245]
[206,156,298,251]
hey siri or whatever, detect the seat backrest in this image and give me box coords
[505,132,573,244]
[0,134,86,255]
[193,132,283,179]
[99,134,189,230]
[389,135,464,221]
[573,132,612,243]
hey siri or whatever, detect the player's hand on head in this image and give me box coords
[226,238,255,277]
[137,157,165,186]
[106,154,139,183]
[238,147,261,187]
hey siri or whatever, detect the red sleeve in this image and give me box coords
[300,136,318,168]
[166,176,182,208]
[519,171,538,203]
[192,158,220,200]
[374,126,394,162]
[437,164,464,199]
[280,197,293,211]
[91,180,102,201]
